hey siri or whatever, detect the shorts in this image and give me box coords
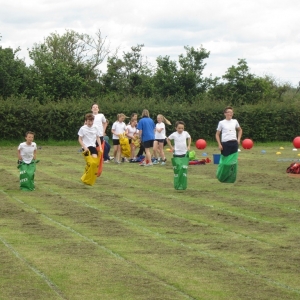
[155,139,165,143]
[87,146,98,155]
[173,154,186,157]
[113,139,120,146]
[142,140,154,148]
[221,140,238,156]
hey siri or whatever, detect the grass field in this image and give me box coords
[1,143,300,300]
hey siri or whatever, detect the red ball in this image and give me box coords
[293,136,300,149]
[242,138,253,149]
[196,139,207,149]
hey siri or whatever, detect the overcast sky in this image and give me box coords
[1,0,299,87]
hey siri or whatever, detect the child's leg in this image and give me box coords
[158,142,165,160]
[152,140,158,159]
[116,145,121,162]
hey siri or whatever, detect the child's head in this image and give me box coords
[25,131,35,144]
[224,106,234,120]
[85,113,95,127]
[131,113,138,121]
[91,103,99,114]
[117,113,126,122]
[157,114,172,125]
[175,121,185,133]
[130,118,137,127]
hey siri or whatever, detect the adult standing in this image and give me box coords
[137,109,155,166]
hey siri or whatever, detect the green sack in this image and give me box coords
[189,150,196,161]
[216,152,238,183]
[171,152,189,190]
[18,160,39,191]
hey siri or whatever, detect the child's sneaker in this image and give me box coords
[145,163,153,167]
[139,160,146,166]
[161,158,167,165]
[152,159,159,165]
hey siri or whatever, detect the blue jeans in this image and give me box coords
[103,140,111,160]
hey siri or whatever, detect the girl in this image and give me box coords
[166,121,191,157]
[153,114,171,165]
[126,118,139,161]
[111,114,128,164]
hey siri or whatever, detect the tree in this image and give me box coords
[177,45,210,96]
[101,44,153,96]
[27,29,113,101]
[0,44,28,98]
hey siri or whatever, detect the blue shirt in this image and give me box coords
[137,116,155,142]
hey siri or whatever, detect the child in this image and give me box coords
[78,114,102,185]
[78,113,102,156]
[18,131,37,164]
[91,103,107,144]
[17,131,38,191]
[111,113,128,164]
[166,121,191,156]
[153,114,171,165]
[126,118,139,161]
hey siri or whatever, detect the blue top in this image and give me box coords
[137,116,155,142]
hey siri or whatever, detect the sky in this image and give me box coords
[1,0,300,87]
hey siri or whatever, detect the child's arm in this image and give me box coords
[96,136,102,151]
[187,137,191,151]
[33,149,37,160]
[18,149,22,161]
[78,136,88,152]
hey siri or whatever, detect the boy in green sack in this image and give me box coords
[215,106,243,183]
[17,131,38,191]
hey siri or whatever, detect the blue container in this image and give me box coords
[213,154,221,164]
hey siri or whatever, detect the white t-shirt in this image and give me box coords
[155,122,166,139]
[93,113,106,136]
[216,119,240,142]
[168,131,191,155]
[18,142,37,163]
[78,125,100,147]
[112,121,126,139]
[126,125,139,139]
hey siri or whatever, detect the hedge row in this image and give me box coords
[1,97,300,142]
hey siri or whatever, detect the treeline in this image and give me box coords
[1,96,300,142]
[1,29,298,105]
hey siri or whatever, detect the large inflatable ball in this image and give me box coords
[195,139,207,150]
[242,138,253,149]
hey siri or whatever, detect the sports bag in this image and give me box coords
[286,162,300,174]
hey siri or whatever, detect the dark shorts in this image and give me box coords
[128,139,132,144]
[221,140,238,156]
[87,146,98,155]
[143,140,154,148]
[113,139,120,146]
[173,154,186,158]
[155,139,165,143]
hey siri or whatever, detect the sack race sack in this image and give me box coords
[18,160,39,191]
[171,152,189,190]
[81,151,100,186]
[216,152,238,183]
[286,162,300,174]
[96,141,104,177]
[132,137,140,147]
[119,133,131,158]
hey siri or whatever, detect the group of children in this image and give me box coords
[17,105,242,189]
